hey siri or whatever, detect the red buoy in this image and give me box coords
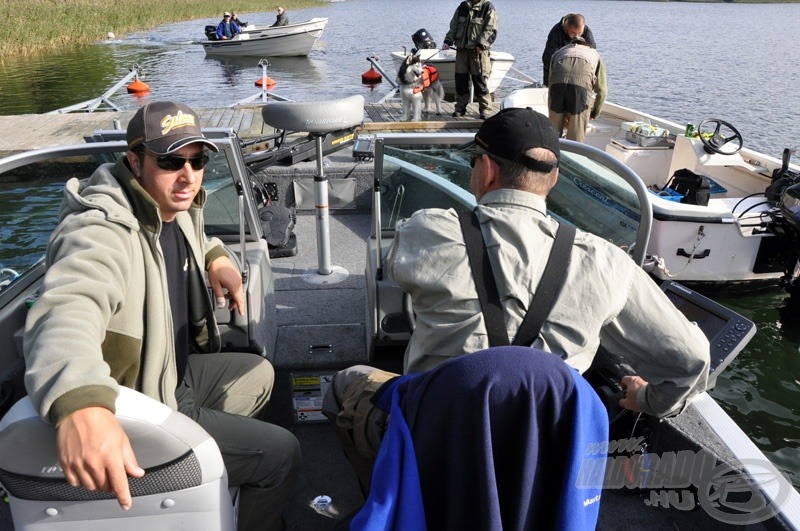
[255,77,277,88]
[127,79,150,94]
[361,67,382,84]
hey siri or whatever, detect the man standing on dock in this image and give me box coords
[442,0,498,120]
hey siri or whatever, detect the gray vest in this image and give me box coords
[549,43,599,92]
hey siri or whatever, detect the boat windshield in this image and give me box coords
[376,140,643,253]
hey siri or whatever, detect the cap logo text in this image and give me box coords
[160,111,196,135]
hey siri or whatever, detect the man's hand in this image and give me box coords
[208,255,245,315]
[442,43,451,50]
[57,407,144,510]
[618,375,648,412]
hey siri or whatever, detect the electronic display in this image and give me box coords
[660,280,756,388]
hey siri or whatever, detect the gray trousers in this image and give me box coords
[177,352,301,531]
[453,48,493,113]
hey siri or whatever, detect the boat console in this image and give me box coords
[660,280,756,388]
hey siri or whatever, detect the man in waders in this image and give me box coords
[442,0,498,120]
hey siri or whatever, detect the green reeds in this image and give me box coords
[0,0,321,62]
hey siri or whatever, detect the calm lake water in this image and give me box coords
[1,0,799,488]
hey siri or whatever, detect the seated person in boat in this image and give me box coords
[231,12,247,28]
[22,101,300,531]
[324,108,710,492]
[271,7,289,27]
[541,13,596,87]
[547,36,607,142]
[217,11,241,40]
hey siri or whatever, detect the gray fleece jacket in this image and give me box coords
[23,157,228,426]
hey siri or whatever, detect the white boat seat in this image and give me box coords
[261,95,364,134]
[0,387,235,531]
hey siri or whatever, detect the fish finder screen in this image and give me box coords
[664,290,727,341]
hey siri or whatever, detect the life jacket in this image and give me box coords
[413,66,439,94]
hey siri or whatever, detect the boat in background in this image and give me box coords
[389,48,514,96]
[202,18,328,57]
[503,87,800,294]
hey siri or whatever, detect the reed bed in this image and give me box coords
[0,0,321,61]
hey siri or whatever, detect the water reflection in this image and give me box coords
[0,44,122,114]
[205,55,328,94]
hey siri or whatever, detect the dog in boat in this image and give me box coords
[396,55,444,121]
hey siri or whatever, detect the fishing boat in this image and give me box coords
[389,48,515,96]
[503,87,800,294]
[1,96,799,529]
[201,17,328,57]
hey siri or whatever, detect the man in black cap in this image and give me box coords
[324,108,709,495]
[385,107,709,416]
[24,101,299,531]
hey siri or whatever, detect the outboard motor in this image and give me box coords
[205,25,218,41]
[411,28,437,55]
[766,148,799,202]
[780,183,800,232]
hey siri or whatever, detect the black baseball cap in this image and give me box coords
[127,101,218,155]
[474,107,560,173]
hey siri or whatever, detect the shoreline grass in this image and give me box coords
[0,0,322,62]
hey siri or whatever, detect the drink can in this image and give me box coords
[685,123,696,137]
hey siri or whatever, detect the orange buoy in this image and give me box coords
[127,79,150,94]
[255,77,277,88]
[361,67,382,84]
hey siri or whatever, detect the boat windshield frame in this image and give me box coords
[371,133,652,268]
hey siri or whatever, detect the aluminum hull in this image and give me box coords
[202,18,327,57]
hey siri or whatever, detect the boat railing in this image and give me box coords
[47,65,146,114]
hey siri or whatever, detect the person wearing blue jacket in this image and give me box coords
[217,12,240,40]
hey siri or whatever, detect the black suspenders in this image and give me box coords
[458,210,576,347]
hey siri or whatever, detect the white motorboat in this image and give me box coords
[201,17,328,57]
[389,48,515,96]
[1,97,799,529]
[503,87,800,294]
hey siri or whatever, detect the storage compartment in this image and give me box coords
[622,121,669,147]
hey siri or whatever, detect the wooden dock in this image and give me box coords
[0,100,499,157]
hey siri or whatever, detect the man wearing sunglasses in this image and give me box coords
[24,101,300,531]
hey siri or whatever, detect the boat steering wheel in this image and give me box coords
[698,118,743,155]
[0,267,20,288]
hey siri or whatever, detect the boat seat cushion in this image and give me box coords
[261,95,364,134]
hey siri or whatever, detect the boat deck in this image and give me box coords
[0,101,499,157]
[2,105,789,530]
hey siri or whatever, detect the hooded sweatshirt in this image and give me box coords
[24,157,227,426]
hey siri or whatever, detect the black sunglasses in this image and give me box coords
[470,152,499,168]
[469,152,483,168]
[147,151,210,171]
